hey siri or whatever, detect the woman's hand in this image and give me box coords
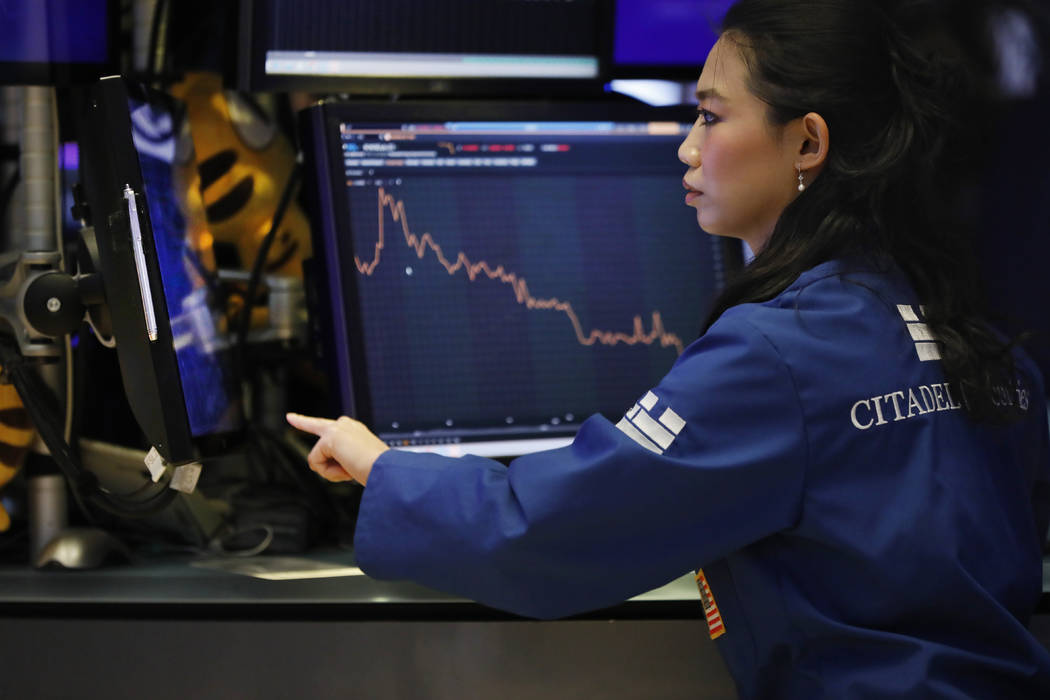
[285,413,390,486]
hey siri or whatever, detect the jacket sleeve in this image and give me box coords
[353,313,809,619]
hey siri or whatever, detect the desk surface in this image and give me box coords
[0,548,702,619]
[2,549,1048,619]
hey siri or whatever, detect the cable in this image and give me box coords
[147,0,171,82]
[233,158,302,393]
[209,524,275,557]
[63,335,73,445]
[51,94,72,449]
[253,424,339,521]
[181,238,224,304]
[0,335,178,519]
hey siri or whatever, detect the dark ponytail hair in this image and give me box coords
[704,0,1049,421]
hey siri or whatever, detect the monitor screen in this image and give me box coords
[611,0,731,79]
[0,0,116,86]
[302,99,736,458]
[239,0,603,94]
[76,78,241,463]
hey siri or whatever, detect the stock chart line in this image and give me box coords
[355,187,685,354]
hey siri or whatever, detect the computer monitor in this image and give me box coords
[0,0,117,86]
[75,77,241,465]
[611,0,731,80]
[301,99,738,458]
[238,0,604,94]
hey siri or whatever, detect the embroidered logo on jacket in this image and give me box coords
[695,569,726,640]
[896,304,941,362]
[615,390,685,455]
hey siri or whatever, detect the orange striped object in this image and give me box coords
[695,568,726,640]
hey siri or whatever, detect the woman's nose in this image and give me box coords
[678,137,700,167]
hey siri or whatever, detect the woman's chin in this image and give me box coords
[696,210,714,233]
[697,216,723,238]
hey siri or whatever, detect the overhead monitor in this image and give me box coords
[611,0,731,80]
[301,99,738,458]
[0,0,117,86]
[238,0,604,94]
[75,77,242,464]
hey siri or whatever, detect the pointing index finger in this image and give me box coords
[286,412,336,435]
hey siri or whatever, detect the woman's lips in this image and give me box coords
[683,179,702,205]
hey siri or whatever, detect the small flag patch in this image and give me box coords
[695,568,726,640]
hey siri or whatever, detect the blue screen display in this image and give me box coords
[613,0,732,68]
[128,98,241,438]
[0,0,109,63]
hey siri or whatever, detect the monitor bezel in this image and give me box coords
[300,97,738,458]
[76,76,239,464]
[237,0,611,96]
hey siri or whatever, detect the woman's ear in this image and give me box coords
[798,112,829,172]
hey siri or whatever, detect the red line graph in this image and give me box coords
[354,187,685,354]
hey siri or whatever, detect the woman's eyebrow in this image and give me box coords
[695,88,728,102]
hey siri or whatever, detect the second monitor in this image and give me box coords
[302,99,736,458]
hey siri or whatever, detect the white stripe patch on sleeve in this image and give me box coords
[898,304,941,363]
[632,410,675,450]
[659,407,686,435]
[615,417,662,454]
[897,304,920,322]
[907,323,935,342]
[616,391,688,455]
[916,342,942,361]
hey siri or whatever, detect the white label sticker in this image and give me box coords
[144,447,167,483]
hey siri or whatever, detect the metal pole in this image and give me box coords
[28,474,67,563]
[21,86,58,255]
[19,86,69,565]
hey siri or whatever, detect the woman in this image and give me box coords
[289,0,1050,695]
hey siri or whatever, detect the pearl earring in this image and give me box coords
[797,165,805,192]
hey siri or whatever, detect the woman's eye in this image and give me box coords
[697,108,718,125]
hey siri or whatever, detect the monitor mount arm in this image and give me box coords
[0,189,179,540]
[0,186,113,359]
[0,250,107,357]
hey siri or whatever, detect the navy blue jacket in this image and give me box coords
[354,259,1050,698]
